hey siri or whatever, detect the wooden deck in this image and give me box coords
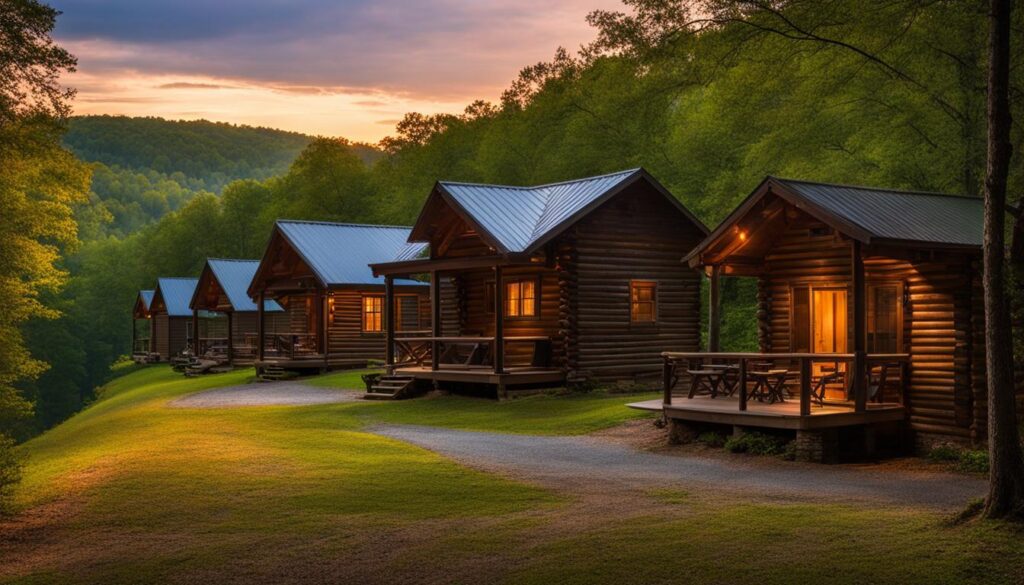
[393,365,565,386]
[630,395,905,430]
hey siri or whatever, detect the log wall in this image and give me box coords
[758,214,978,439]
[564,183,704,383]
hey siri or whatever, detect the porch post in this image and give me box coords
[852,240,867,412]
[493,264,505,374]
[384,275,395,368]
[708,265,722,352]
[192,309,199,354]
[226,311,234,364]
[257,292,265,362]
[131,315,136,355]
[431,270,440,371]
[150,315,156,354]
[319,290,328,366]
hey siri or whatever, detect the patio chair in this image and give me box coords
[686,368,726,399]
[747,361,789,404]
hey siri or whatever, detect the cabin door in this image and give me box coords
[810,288,848,386]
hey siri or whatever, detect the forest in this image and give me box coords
[5,0,1024,447]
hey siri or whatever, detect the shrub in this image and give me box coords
[928,444,989,474]
[696,431,726,448]
[724,431,788,456]
[0,434,24,516]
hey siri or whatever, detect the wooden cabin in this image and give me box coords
[370,168,709,398]
[248,221,430,379]
[189,258,287,368]
[149,277,199,361]
[659,176,1023,460]
[131,289,155,362]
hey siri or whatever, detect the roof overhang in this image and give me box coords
[371,253,538,277]
[248,223,328,297]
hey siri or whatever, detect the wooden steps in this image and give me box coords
[364,375,416,400]
[258,365,289,381]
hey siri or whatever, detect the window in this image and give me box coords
[790,285,848,354]
[505,278,537,318]
[362,295,383,332]
[868,283,902,353]
[630,281,657,323]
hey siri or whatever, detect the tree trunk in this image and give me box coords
[982,0,1024,520]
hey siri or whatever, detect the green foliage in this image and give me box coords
[695,431,726,448]
[724,431,789,456]
[929,444,990,474]
[0,434,23,516]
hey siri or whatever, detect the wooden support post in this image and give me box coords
[494,265,505,374]
[191,310,199,354]
[800,356,812,417]
[431,270,440,371]
[257,292,265,362]
[149,315,156,354]
[384,275,395,368]
[852,241,867,413]
[131,316,136,355]
[663,356,673,406]
[738,358,748,412]
[226,311,234,364]
[708,265,722,352]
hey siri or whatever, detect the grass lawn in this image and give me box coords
[3,367,1023,584]
[308,368,660,435]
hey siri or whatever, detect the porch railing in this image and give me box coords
[661,352,909,416]
[392,335,553,372]
[261,333,319,360]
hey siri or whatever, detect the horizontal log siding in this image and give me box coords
[759,216,977,438]
[567,186,703,382]
[327,289,431,366]
[154,313,169,359]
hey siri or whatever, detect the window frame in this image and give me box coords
[394,293,421,332]
[630,280,658,325]
[361,294,384,334]
[502,276,540,320]
[788,280,905,354]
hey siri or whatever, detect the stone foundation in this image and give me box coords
[668,419,701,444]
[794,429,839,463]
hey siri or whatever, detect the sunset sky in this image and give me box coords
[53,0,622,143]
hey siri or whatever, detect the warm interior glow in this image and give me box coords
[362,295,383,332]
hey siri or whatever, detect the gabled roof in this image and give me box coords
[138,290,154,311]
[773,177,982,247]
[153,277,199,317]
[686,176,983,265]
[199,259,283,312]
[417,168,708,254]
[256,221,428,290]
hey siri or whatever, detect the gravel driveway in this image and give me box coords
[373,424,986,509]
[171,381,360,408]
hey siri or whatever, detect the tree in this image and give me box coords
[0,0,89,511]
[981,0,1024,520]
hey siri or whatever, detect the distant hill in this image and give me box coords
[64,115,383,238]
[65,115,382,193]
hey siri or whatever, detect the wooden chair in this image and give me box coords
[686,368,726,399]
[810,363,845,406]
[869,362,900,403]
[748,361,789,404]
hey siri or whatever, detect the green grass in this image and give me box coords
[5,367,1024,584]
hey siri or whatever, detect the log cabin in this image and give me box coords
[370,168,709,399]
[247,221,430,380]
[149,277,199,361]
[189,258,287,367]
[659,175,1024,460]
[131,289,155,362]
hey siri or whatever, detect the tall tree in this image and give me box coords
[0,0,89,443]
[981,0,1024,520]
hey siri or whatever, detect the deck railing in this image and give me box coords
[392,335,553,373]
[261,333,319,359]
[661,352,909,416]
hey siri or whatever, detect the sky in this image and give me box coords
[53,0,623,143]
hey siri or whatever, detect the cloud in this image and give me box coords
[157,82,234,90]
[53,0,623,101]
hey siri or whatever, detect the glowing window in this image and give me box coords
[630,281,657,323]
[362,295,383,332]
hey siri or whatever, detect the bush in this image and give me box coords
[0,434,24,516]
[928,444,989,473]
[696,431,726,448]
[724,431,788,456]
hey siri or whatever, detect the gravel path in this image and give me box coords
[373,424,987,509]
[171,381,360,408]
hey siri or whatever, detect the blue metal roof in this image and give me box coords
[438,169,643,253]
[432,169,708,253]
[155,277,198,317]
[206,259,283,312]
[774,178,983,247]
[138,290,154,311]
[276,221,428,287]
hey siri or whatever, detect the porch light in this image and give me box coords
[738,230,748,242]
